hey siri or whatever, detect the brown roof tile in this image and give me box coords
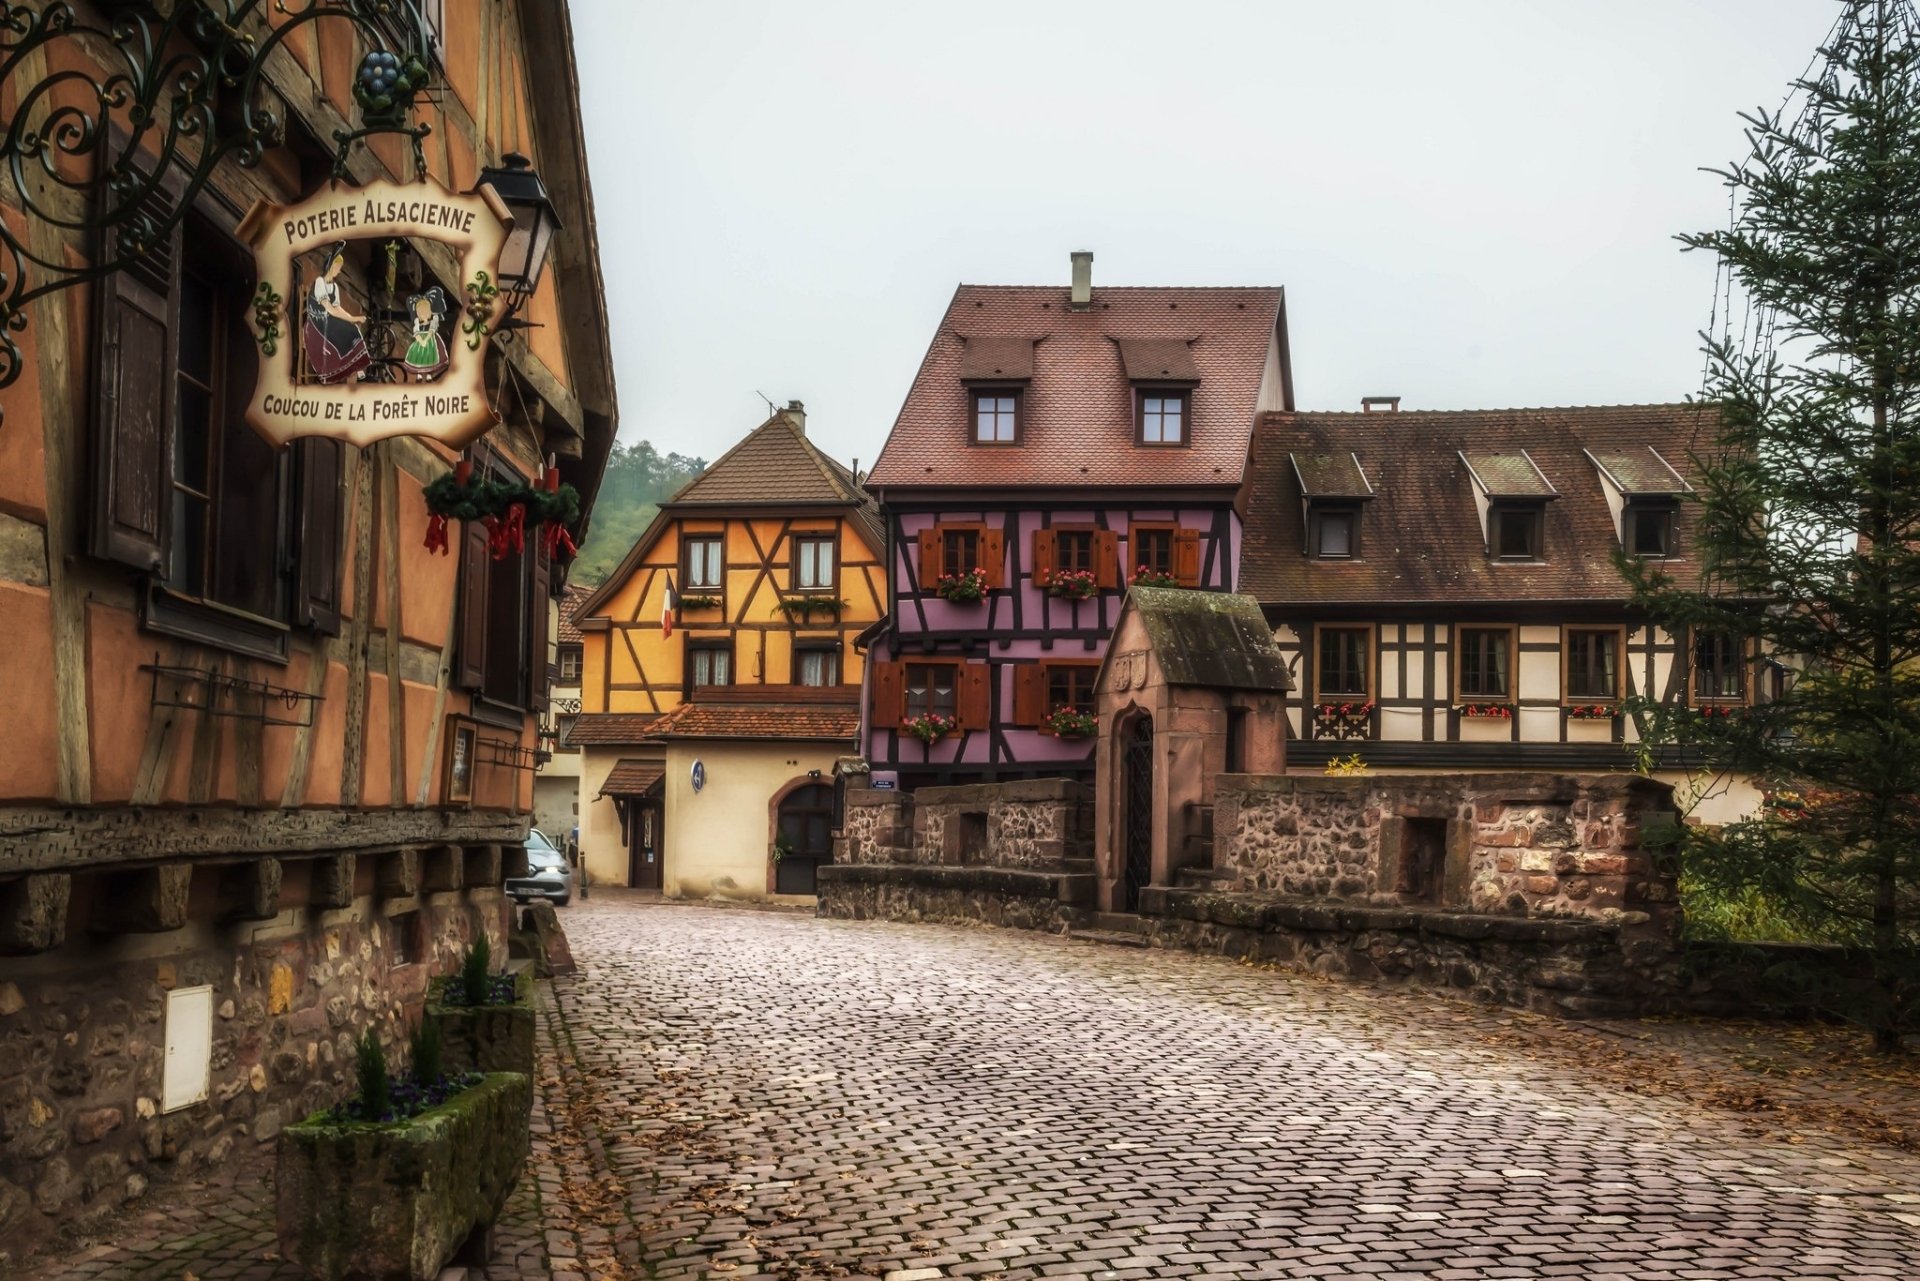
[867,285,1286,491]
[564,713,666,747]
[597,759,664,798]
[1289,452,1373,498]
[668,410,867,509]
[648,699,860,742]
[1243,404,1718,605]
[958,336,1036,382]
[1461,450,1556,497]
[1587,447,1691,495]
[557,583,590,645]
[1115,337,1201,384]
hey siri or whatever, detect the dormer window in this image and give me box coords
[1116,338,1200,449]
[1288,452,1374,560]
[1138,390,1188,445]
[1586,447,1690,556]
[1311,507,1358,559]
[1630,503,1676,558]
[972,389,1021,444]
[1461,450,1556,563]
[1493,505,1543,560]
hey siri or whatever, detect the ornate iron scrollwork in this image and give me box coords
[0,0,438,424]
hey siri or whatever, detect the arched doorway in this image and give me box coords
[1121,713,1154,911]
[774,783,835,894]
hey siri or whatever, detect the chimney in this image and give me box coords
[1361,396,1401,413]
[784,399,806,433]
[1069,251,1093,310]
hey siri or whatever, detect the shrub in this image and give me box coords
[461,933,492,1007]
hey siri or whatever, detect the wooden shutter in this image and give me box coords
[455,513,489,691]
[1093,529,1120,589]
[1012,664,1047,727]
[980,527,1006,588]
[1174,529,1202,587]
[89,150,186,571]
[1031,528,1056,585]
[957,661,991,729]
[526,542,552,708]
[869,658,905,725]
[916,527,943,587]
[294,438,345,634]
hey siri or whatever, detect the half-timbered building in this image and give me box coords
[0,2,613,1256]
[860,254,1293,788]
[1242,403,1766,822]
[568,403,880,896]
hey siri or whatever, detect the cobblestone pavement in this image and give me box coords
[21,896,1920,1280]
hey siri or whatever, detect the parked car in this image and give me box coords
[506,830,573,907]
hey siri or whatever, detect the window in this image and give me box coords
[684,535,723,590]
[1631,505,1675,557]
[1131,526,1175,576]
[1493,507,1541,560]
[557,645,582,683]
[1138,390,1188,445]
[690,643,731,688]
[796,645,840,687]
[1694,631,1745,702]
[973,390,1020,443]
[453,449,548,714]
[905,662,958,719]
[1565,628,1621,701]
[942,527,981,576]
[1317,626,1370,699]
[1055,529,1094,573]
[370,0,446,64]
[1457,627,1512,700]
[1311,507,1357,559]
[389,911,421,967]
[793,534,836,591]
[1045,663,1098,713]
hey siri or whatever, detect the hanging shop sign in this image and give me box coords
[237,176,513,449]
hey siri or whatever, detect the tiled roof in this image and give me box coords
[959,336,1035,382]
[597,759,664,798]
[1289,452,1373,498]
[557,583,590,645]
[1121,587,1293,692]
[668,410,867,509]
[564,713,665,747]
[1587,447,1691,495]
[1462,450,1556,497]
[867,284,1287,491]
[1115,337,1200,384]
[1243,404,1718,605]
[648,698,860,743]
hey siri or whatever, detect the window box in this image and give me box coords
[678,593,723,611]
[1129,567,1182,589]
[901,713,959,744]
[934,567,989,604]
[425,972,535,1076]
[1565,704,1617,721]
[275,1072,531,1281]
[1039,707,1098,739]
[774,595,845,622]
[1456,703,1514,719]
[1040,568,1100,600]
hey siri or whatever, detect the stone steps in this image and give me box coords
[1068,928,1150,949]
[1176,866,1234,888]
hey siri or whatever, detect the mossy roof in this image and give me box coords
[1125,588,1293,692]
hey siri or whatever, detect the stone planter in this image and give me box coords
[425,972,535,1075]
[276,1072,532,1281]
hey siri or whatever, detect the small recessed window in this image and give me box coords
[793,534,836,590]
[797,645,840,687]
[1312,508,1356,559]
[905,662,959,718]
[1044,663,1099,713]
[557,645,582,683]
[684,535,724,589]
[973,390,1020,443]
[690,644,731,688]
[1494,507,1541,560]
[1693,631,1744,702]
[1317,626,1370,699]
[1631,505,1675,557]
[1138,391,1187,445]
[390,911,421,967]
[1055,529,1094,572]
[1130,527,1175,576]
[942,527,981,575]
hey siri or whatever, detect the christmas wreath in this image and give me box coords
[423,460,582,561]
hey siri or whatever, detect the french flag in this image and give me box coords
[660,571,676,639]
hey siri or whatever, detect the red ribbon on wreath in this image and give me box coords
[540,520,578,560]
[424,511,450,555]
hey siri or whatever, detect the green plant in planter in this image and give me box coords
[355,1028,391,1121]
[429,936,534,1076]
[1042,706,1097,739]
[773,596,846,621]
[678,593,723,610]
[410,1015,443,1088]
[461,932,492,1006]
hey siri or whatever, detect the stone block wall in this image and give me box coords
[834,780,1093,870]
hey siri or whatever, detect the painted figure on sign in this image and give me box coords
[402,286,449,381]
[302,242,371,383]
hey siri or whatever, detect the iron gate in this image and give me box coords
[1123,715,1154,911]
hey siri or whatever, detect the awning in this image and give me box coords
[597,759,665,800]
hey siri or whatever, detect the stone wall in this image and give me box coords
[0,848,510,1264]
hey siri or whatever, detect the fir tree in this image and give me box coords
[1626,0,1920,1051]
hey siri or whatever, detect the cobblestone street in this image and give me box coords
[21,895,1920,1280]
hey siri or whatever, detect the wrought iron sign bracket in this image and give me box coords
[0,0,440,426]
[141,656,323,728]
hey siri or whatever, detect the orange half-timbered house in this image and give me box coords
[570,403,880,897]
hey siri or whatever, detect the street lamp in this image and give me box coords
[476,152,561,325]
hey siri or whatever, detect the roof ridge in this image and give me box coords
[1265,401,1702,419]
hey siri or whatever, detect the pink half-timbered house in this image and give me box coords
[859,255,1293,787]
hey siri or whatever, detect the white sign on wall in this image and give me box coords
[162,985,214,1113]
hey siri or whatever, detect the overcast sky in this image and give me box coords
[571,0,1831,470]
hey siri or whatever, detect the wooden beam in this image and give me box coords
[278,637,337,808]
[186,654,225,804]
[311,854,356,909]
[0,873,70,955]
[421,845,464,893]
[462,844,502,888]
[216,858,282,923]
[414,539,467,805]
[341,447,376,806]
[0,807,526,877]
[380,444,407,808]
[91,865,192,934]
[376,848,419,899]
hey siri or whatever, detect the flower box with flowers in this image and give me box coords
[1039,706,1098,739]
[1129,566,1182,589]
[1040,568,1099,600]
[1565,704,1617,720]
[934,567,989,604]
[1694,703,1749,719]
[901,713,959,744]
[1457,703,1514,719]
[677,593,723,611]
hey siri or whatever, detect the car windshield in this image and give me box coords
[525,829,558,853]
[528,849,567,871]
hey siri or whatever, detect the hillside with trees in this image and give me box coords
[570,440,708,585]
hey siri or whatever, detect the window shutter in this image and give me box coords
[294,438,346,634]
[1174,529,1202,587]
[916,527,943,587]
[455,514,489,691]
[526,542,552,708]
[980,527,1006,589]
[869,658,905,726]
[957,661,991,729]
[1093,529,1120,589]
[89,152,185,571]
[1012,664,1047,726]
[1031,528,1056,586]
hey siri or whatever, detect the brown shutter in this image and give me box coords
[957,661,991,728]
[455,513,489,691]
[870,658,905,725]
[1012,664,1047,726]
[526,542,552,708]
[1174,529,1202,587]
[1031,528,1056,586]
[1093,529,1120,589]
[980,527,1006,589]
[89,150,186,571]
[916,527,943,587]
[295,438,346,634]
